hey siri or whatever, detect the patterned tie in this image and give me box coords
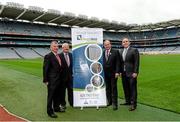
[65,53,70,67]
[55,54,61,66]
[105,50,109,61]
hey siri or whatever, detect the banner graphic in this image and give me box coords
[72,28,106,107]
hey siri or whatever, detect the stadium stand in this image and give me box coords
[174,46,180,51]
[14,47,41,59]
[151,47,163,51]
[0,47,20,59]
[0,2,180,59]
[33,48,50,57]
[161,46,176,51]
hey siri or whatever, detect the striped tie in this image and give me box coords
[105,50,109,61]
[65,53,70,67]
[55,54,61,66]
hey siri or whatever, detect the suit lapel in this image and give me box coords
[62,53,69,67]
[103,50,106,62]
[106,49,112,62]
[108,49,112,62]
[51,52,61,66]
[120,49,123,56]
[69,53,72,67]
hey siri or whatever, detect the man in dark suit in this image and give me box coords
[119,38,140,111]
[43,41,63,118]
[59,43,73,108]
[103,40,120,110]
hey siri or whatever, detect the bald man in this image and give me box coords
[59,43,73,108]
[103,40,120,110]
[43,41,63,118]
[119,38,140,111]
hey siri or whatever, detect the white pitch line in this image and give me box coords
[0,104,30,122]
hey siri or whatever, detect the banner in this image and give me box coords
[72,28,107,107]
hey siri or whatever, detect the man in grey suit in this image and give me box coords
[119,38,140,111]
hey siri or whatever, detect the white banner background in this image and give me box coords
[72,28,107,107]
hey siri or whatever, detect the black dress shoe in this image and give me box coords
[59,106,66,112]
[48,113,58,118]
[112,105,118,111]
[54,107,65,112]
[107,103,111,106]
[69,104,73,107]
[120,103,130,105]
[60,104,67,109]
[129,106,136,111]
[107,102,112,106]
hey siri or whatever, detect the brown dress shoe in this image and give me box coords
[129,105,136,111]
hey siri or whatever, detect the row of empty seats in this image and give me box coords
[0,20,70,37]
[0,47,50,59]
[138,46,180,52]
[33,48,51,56]
[14,48,41,59]
[0,48,20,59]
[0,46,180,59]
[104,28,180,41]
[0,20,179,41]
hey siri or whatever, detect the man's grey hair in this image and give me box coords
[62,43,69,48]
[50,40,58,49]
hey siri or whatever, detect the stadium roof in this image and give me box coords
[0,2,180,32]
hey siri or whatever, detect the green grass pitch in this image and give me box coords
[0,54,180,121]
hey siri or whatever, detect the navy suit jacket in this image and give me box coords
[43,52,63,87]
[103,48,120,74]
[59,52,73,83]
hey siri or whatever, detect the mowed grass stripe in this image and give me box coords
[0,59,42,77]
[139,54,180,113]
[118,54,180,113]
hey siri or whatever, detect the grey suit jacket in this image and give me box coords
[119,47,140,76]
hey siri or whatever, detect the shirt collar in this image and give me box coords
[52,51,58,56]
[124,46,130,50]
[106,48,111,52]
[63,52,68,55]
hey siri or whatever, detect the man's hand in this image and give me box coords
[119,73,122,77]
[115,73,119,78]
[132,73,138,78]
[44,82,49,85]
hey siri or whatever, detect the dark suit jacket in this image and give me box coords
[103,48,120,75]
[43,52,62,87]
[119,47,140,76]
[59,52,73,83]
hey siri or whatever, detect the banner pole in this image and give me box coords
[80,106,84,110]
[96,106,99,110]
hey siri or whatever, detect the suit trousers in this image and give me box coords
[122,72,137,106]
[47,83,61,114]
[60,78,73,106]
[104,71,118,106]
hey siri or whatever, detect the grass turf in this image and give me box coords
[118,54,180,113]
[0,55,180,121]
